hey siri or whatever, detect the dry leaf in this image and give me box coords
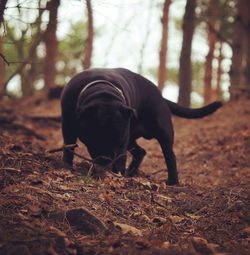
[99,192,113,205]
[169,215,184,224]
[114,222,143,236]
[28,205,42,216]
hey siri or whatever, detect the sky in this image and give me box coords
[5,0,232,102]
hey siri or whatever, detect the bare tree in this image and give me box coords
[158,0,171,92]
[178,0,196,107]
[244,1,250,94]
[44,0,60,92]
[230,0,249,99]
[203,21,216,105]
[0,0,8,94]
[215,41,223,100]
[82,0,93,70]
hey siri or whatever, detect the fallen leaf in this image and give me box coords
[185,212,201,220]
[99,192,113,205]
[114,222,143,236]
[169,215,184,224]
[28,205,42,216]
[155,194,173,203]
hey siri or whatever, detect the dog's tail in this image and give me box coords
[165,99,223,119]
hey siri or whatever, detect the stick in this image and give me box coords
[0,167,21,173]
[47,144,78,153]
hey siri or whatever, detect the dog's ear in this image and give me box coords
[120,106,137,119]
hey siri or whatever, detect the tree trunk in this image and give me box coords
[230,0,249,99]
[0,0,8,94]
[0,0,7,22]
[44,0,60,92]
[158,0,171,92]
[82,0,93,70]
[215,41,223,100]
[244,0,250,96]
[178,0,196,107]
[203,22,216,105]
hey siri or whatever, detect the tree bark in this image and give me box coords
[0,0,7,23]
[158,0,171,92]
[215,41,223,100]
[44,0,60,92]
[203,22,216,105]
[244,1,250,93]
[82,0,93,70]
[0,0,8,94]
[230,0,249,99]
[178,0,196,107]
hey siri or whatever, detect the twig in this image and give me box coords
[0,53,10,65]
[151,195,168,209]
[206,21,232,48]
[193,206,207,216]
[0,53,40,66]
[87,163,94,176]
[151,169,165,176]
[0,167,21,173]
[49,144,130,178]
[47,144,78,153]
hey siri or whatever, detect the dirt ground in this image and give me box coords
[0,96,249,255]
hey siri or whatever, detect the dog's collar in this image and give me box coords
[79,80,126,102]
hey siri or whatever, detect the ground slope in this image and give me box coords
[0,97,249,255]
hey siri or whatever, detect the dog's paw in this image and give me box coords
[166,178,179,186]
[63,161,73,170]
[125,167,139,177]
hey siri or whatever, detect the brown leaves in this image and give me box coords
[114,222,143,236]
[0,98,250,254]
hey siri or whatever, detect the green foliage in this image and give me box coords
[57,21,88,84]
[3,9,88,95]
[192,61,204,96]
[196,0,236,43]
[76,174,100,186]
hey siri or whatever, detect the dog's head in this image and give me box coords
[76,101,136,170]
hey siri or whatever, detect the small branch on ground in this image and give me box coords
[0,167,21,173]
[48,144,78,154]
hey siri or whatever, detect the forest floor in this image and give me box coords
[0,96,249,255]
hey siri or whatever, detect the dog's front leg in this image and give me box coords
[112,154,127,175]
[126,141,146,177]
[62,115,77,167]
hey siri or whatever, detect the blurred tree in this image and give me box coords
[4,2,45,97]
[230,0,250,99]
[203,23,216,105]
[158,0,171,92]
[0,0,8,95]
[200,0,234,103]
[215,41,223,100]
[195,0,235,103]
[245,1,250,94]
[44,0,60,94]
[82,0,93,70]
[203,0,217,105]
[57,21,88,83]
[178,0,196,107]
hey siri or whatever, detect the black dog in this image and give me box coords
[61,68,222,185]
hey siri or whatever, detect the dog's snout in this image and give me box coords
[94,156,112,166]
